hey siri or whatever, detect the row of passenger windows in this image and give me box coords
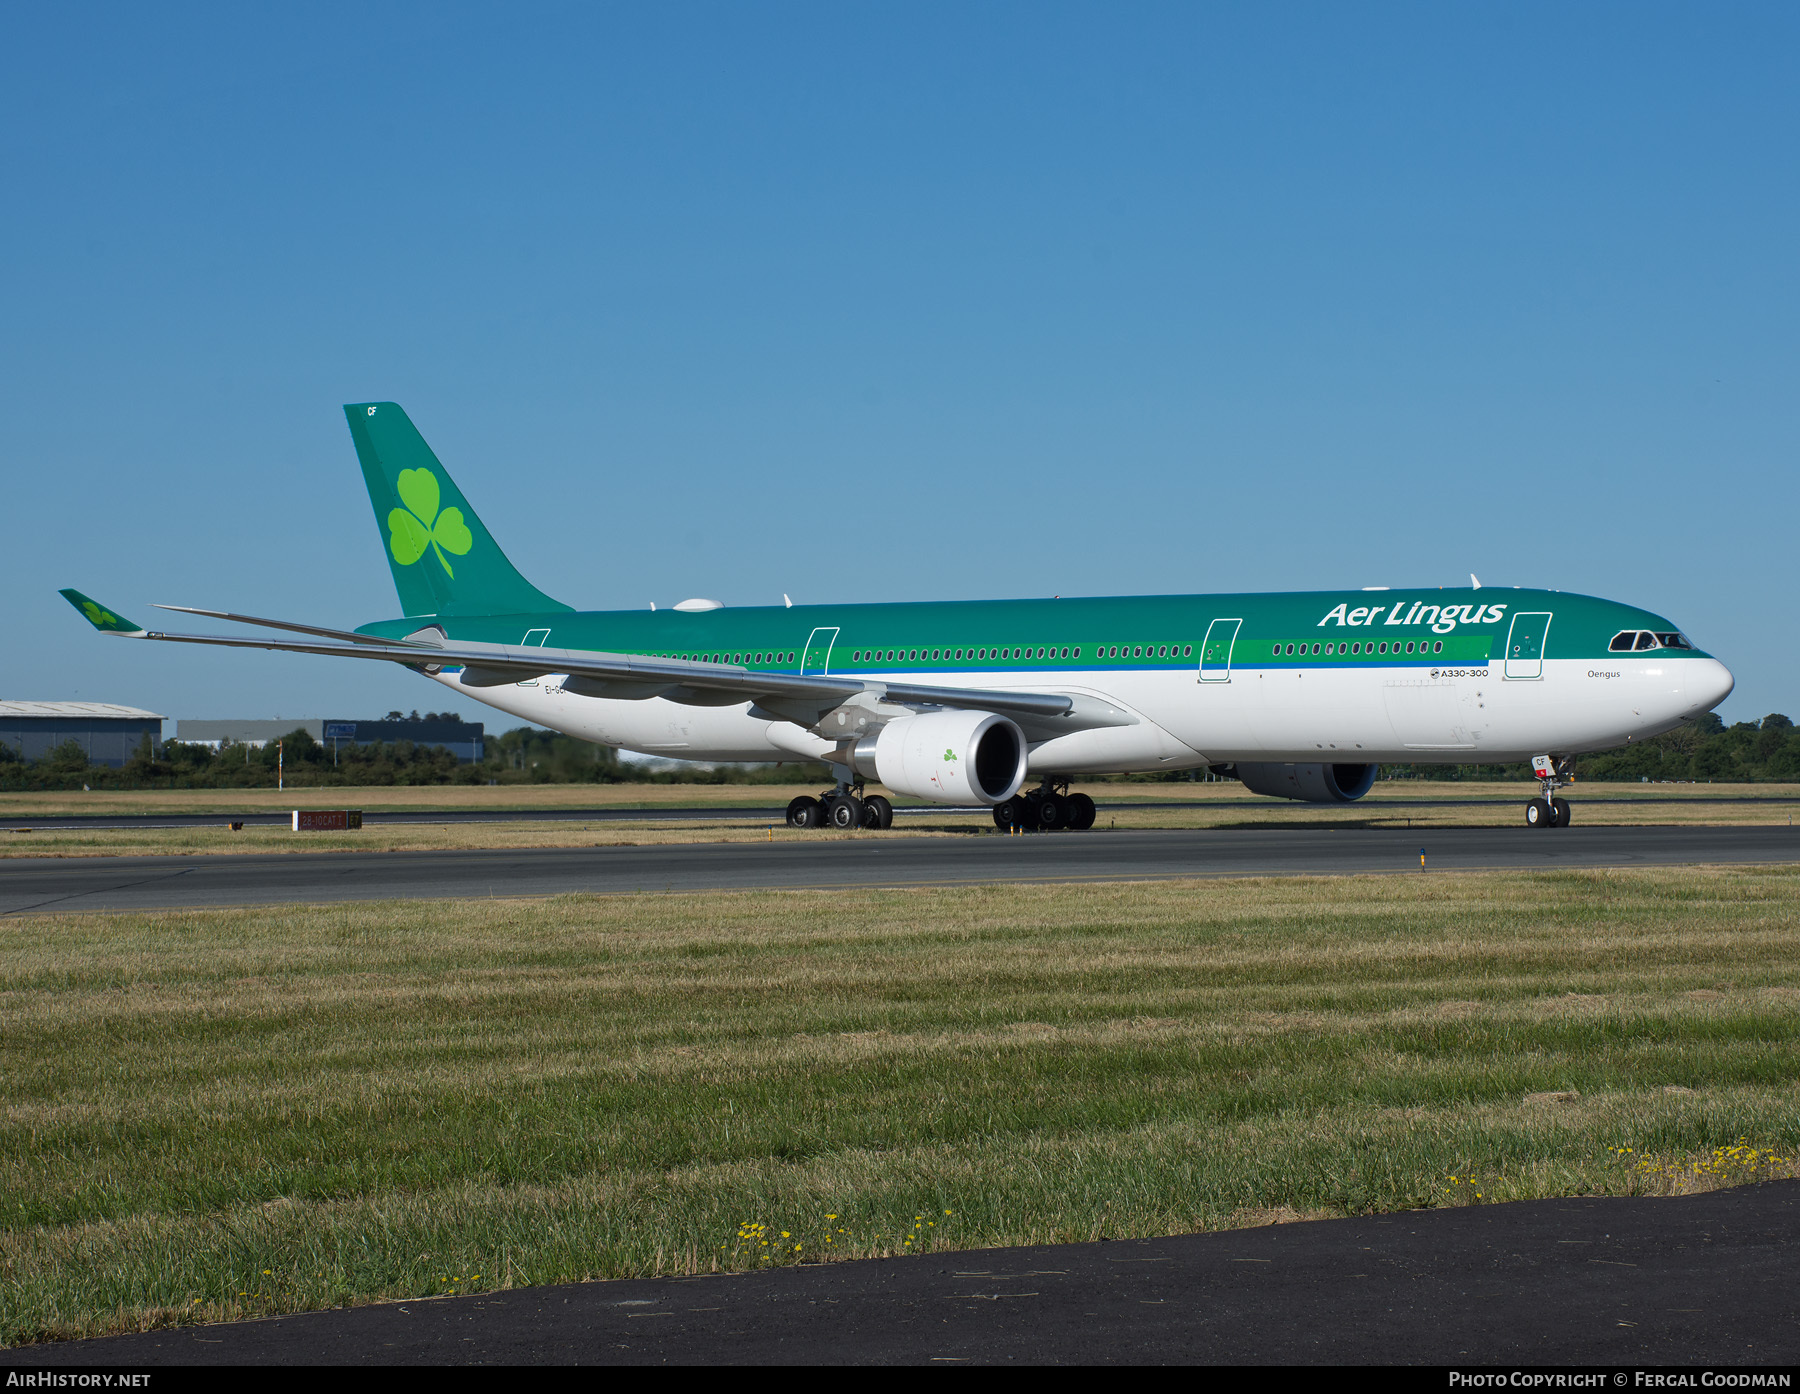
[1609,630,1693,652]
[641,652,793,665]
[646,634,1689,664]
[848,644,1194,664]
[635,641,1450,667]
[1277,639,1445,657]
[635,647,1190,666]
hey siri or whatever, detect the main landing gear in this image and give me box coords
[1525,755,1574,829]
[992,779,1097,832]
[784,779,1099,833]
[786,783,893,832]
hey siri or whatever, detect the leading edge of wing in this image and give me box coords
[151,604,439,648]
[106,617,1113,725]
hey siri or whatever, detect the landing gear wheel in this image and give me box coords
[787,796,821,829]
[1527,757,1575,832]
[1035,794,1066,830]
[993,796,1028,830]
[1065,792,1096,830]
[826,795,863,831]
[861,795,893,830]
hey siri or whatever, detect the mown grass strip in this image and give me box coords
[2,866,1797,1344]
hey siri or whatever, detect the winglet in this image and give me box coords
[59,589,146,635]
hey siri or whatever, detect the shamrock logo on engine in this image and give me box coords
[387,468,473,578]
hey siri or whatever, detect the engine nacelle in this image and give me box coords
[1230,761,1378,803]
[850,710,1028,806]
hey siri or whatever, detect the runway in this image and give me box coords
[3,824,1796,915]
[11,1181,1798,1365]
[9,793,1799,831]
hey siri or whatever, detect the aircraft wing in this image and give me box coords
[61,590,1137,737]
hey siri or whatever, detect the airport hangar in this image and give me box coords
[0,701,165,768]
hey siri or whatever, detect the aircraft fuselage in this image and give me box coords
[359,585,1732,774]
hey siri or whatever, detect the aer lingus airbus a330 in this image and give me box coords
[64,402,1735,831]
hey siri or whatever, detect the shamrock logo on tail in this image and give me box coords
[80,600,119,628]
[387,468,473,578]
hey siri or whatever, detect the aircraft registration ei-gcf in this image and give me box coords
[64,402,1734,832]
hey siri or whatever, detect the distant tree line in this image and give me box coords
[0,717,832,791]
[1,711,1789,791]
[1083,712,1800,785]
[1381,712,1798,783]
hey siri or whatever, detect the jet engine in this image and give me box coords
[848,710,1028,806]
[1228,761,1379,803]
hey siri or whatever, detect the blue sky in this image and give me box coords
[3,3,1794,727]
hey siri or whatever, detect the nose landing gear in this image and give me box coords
[1526,756,1574,828]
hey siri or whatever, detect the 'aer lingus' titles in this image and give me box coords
[1317,601,1509,635]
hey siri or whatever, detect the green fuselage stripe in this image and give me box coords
[357,587,1710,671]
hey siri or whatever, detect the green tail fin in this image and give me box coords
[345,402,571,618]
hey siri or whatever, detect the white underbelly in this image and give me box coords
[432,670,788,761]
[423,655,1687,773]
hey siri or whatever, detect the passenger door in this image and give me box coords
[801,627,839,676]
[516,628,551,686]
[1503,612,1552,680]
[1198,618,1242,683]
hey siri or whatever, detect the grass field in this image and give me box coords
[0,819,922,859]
[3,865,1798,1345]
[4,781,1797,859]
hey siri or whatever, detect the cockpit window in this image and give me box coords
[1612,629,1697,653]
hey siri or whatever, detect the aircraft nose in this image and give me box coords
[1686,658,1735,714]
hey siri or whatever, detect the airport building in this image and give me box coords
[174,719,323,748]
[0,701,166,767]
[175,716,485,762]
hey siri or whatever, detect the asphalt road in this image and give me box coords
[3,824,1796,915]
[11,1181,1797,1365]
